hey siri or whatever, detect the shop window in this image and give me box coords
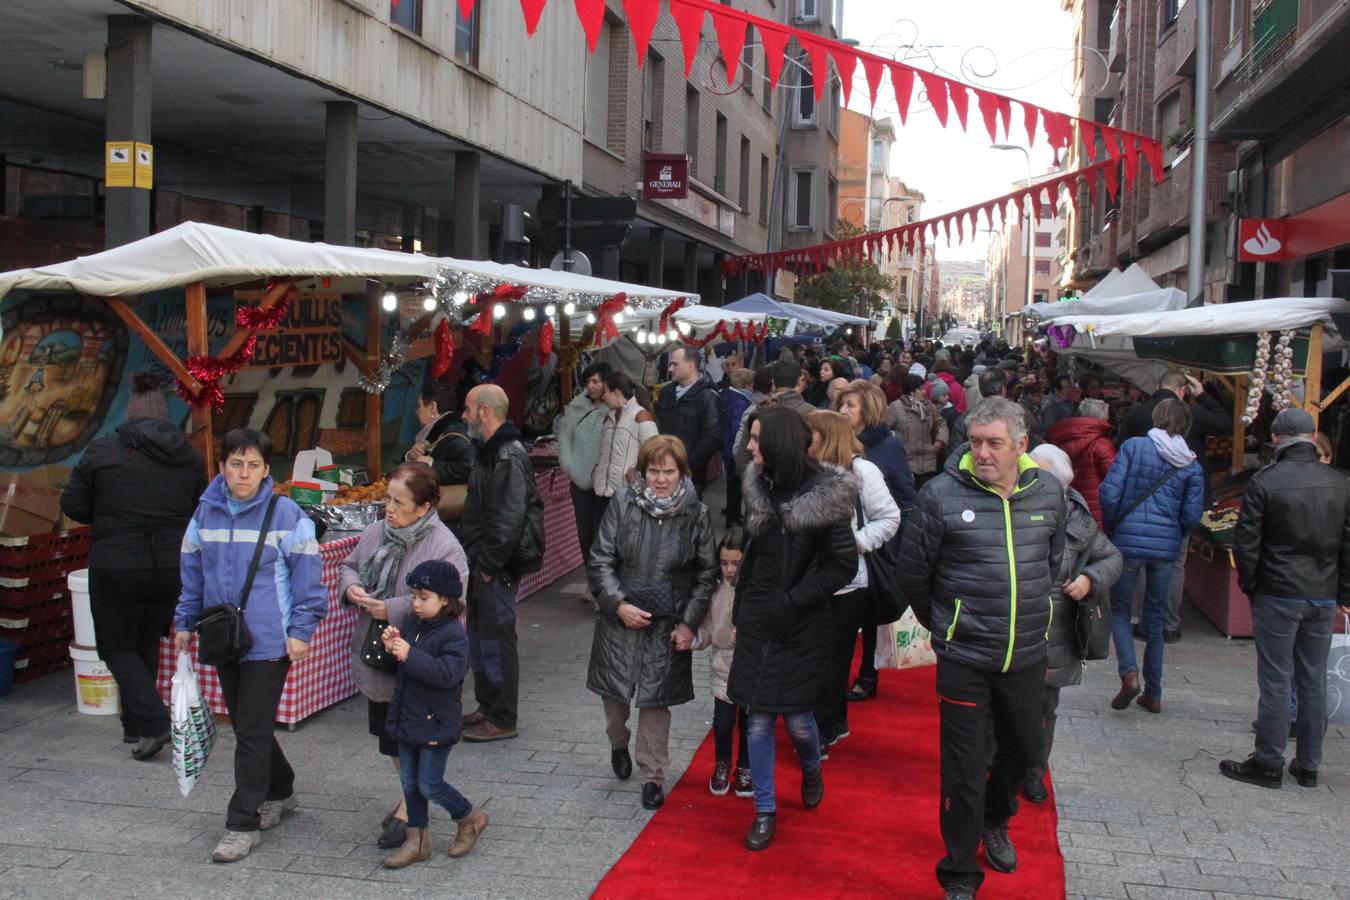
[213,394,257,434]
[390,0,421,35]
[262,391,324,460]
[336,388,368,429]
[454,0,480,67]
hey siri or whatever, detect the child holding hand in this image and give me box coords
[380,560,487,868]
[698,527,753,798]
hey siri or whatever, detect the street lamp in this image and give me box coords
[991,144,1036,340]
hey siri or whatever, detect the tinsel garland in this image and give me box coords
[683,319,770,348]
[357,329,412,394]
[465,318,544,383]
[176,337,257,411]
[470,283,528,335]
[235,288,293,331]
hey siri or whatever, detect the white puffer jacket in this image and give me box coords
[836,456,901,594]
[591,396,659,498]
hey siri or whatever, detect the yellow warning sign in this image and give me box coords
[134,142,153,189]
[105,141,133,187]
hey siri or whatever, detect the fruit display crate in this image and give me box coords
[14,634,72,684]
[0,554,86,590]
[1,608,74,649]
[0,578,71,629]
[0,527,91,567]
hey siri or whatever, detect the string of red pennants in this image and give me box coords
[722,159,1118,277]
[442,0,1164,180]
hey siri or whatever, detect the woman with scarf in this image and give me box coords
[587,435,717,812]
[886,373,949,489]
[339,462,468,849]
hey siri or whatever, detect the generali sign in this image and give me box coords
[642,152,689,199]
[1238,218,1288,262]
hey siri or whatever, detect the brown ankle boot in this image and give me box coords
[382,826,431,868]
[1111,672,1141,710]
[448,808,488,858]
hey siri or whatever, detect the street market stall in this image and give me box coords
[0,222,695,717]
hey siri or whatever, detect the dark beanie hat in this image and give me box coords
[406,560,463,600]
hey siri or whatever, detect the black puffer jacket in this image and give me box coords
[728,464,859,714]
[60,418,207,571]
[461,422,544,581]
[386,615,469,747]
[900,445,1067,674]
[1234,440,1350,602]
[424,416,475,485]
[655,375,722,478]
[585,480,717,708]
[1046,488,1122,688]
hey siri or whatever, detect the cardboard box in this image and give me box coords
[0,466,71,538]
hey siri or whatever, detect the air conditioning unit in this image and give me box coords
[1225,169,1244,197]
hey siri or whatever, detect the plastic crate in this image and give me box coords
[13,635,71,683]
[0,527,91,567]
[0,555,87,590]
[0,578,68,626]
[1,613,74,650]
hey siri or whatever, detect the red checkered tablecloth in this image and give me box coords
[518,468,583,599]
[155,535,361,726]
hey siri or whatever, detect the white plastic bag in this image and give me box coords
[1328,613,1350,726]
[875,607,937,670]
[171,651,216,797]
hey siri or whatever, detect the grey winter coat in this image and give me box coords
[585,483,717,708]
[1046,487,1122,688]
[886,394,950,475]
[558,393,608,490]
[900,447,1067,674]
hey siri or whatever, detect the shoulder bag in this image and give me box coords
[855,495,905,625]
[1067,547,1112,661]
[195,495,279,667]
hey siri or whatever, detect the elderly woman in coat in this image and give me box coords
[886,373,950,489]
[587,434,717,812]
[339,462,468,850]
[1025,444,1122,803]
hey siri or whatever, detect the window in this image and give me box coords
[798,0,819,22]
[584,20,614,148]
[832,0,845,35]
[789,167,816,229]
[1163,0,1180,26]
[741,27,755,95]
[714,113,729,195]
[1158,91,1182,165]
[829,82,841,135]
[262,391,324,460]
[644,52,665,149]
[1035,260,1052,276]
[906,205,917,223]
[827,177,838,232]
[336,388,368,429]
[390,0,421,34]
[1039,203,1053,218]
[685,86,701,177]
[899,275,910,302]
[870,139,886,170]
[759,154,770,223]
[795,62,816,125]
[738,136,751,209]
[453,1,480,67]
[213,394,258,433]
[1035,232,1052,248]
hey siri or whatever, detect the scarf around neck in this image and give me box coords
[627,471,695,519]
[360,506,441,602]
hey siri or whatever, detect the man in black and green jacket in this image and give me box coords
[899,398,1066,900]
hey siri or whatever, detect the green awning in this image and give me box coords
[1133,333,1310,375]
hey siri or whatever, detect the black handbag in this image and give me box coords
[195,495,278,667]
[360,617,400,674]
[1075,593,1112,661]
[857,498,905,625]
[620,577,677,618]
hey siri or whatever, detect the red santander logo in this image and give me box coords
[1238,218,1288,262]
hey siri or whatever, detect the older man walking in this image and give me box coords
[460,384,544,742]
[655,346,721,494]
[900,398,1065,900]
[1220,408,1350,789]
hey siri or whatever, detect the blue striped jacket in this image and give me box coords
[175,475,328,661]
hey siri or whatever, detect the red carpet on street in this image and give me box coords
[594,665,1066,900]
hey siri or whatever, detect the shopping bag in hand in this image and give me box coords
[171,651,216,797]
[878,607,936,670]
[1328,612,1350,726]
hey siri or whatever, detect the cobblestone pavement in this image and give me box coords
[2,548,1350,897]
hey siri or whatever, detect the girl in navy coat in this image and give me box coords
[380,560,487,868]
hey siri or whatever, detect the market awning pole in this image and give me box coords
[185,281,215,474]
[1231,373,1245,473]
[365,281,383,478]
[559,314,573,405]
[1305,322,1323,427]
[103,296,201,394]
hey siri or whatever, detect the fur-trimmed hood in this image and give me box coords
[741,462,859,536]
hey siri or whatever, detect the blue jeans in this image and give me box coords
[746,712,821,813]
[1251,598,1334,770]
[1110,557,1174,699]
[398,742,473,828]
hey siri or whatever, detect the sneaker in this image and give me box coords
[744,812,776,851]
[831,727,850,744]
[211,829,260,863]
[1218,755,1282,789]
[733,766,753,798]
[258,795,299,831]
[710,761,731,796]
[982,825,1017,873]
[461,720,519,743]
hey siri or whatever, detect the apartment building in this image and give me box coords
[993,174,1064,315]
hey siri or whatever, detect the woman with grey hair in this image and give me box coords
[1047,396,1117,528]
[1024,443,1122,802]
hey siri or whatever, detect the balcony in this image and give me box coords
[1213,0,1350,139]
[1108,3,1126,72]
[1136,142,1235,250]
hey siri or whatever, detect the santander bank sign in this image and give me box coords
[1238,218,1289,262]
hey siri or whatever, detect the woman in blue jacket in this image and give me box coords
[174,429,328,864]
[1099,398,1205,714]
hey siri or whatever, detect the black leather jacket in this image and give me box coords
[900,446,1067,674]
[1234,440,1350,602]
[460,422,544,581]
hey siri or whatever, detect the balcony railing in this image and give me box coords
[1245,0,1298,77]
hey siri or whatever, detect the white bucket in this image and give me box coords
[68,569,95,647]
[69,644,119,716]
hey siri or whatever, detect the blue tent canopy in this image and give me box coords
[723,293,870,328]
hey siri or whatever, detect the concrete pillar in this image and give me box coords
[104,16,153,249]
[324,101,358,246]
[453,151,481,259]
[708,253,725,306]
[648,227,666,287]
[682,241,699,293]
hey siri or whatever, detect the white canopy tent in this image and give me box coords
[1042,296,1350,338]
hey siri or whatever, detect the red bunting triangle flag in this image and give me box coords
[459,0,476,20]
[918,70,948,127]
[622,0,660,65]
[996,95,1012,139]
[1102,165,1119,203]
[670,0,706,78]
[890,65,915,124]
[861,56,885,111]
[976,89,1000,144]
[709,7,748,87]
[1022,103,1039,147]
[1141,138,1165,185]
[1122,135,1140,186]
[759,25,790,90]
[574,0,607,52]
[1082,122,1098,162]
[949,82,970,131]
[830,45,857,105]
[803,39,829,103]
